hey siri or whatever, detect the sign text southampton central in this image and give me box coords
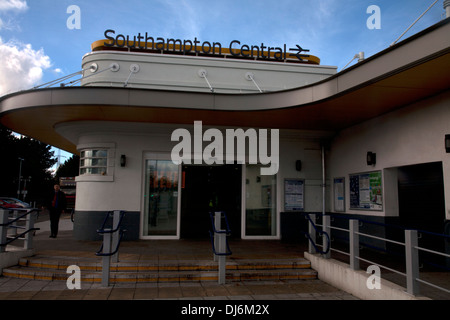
[104,29,311,62]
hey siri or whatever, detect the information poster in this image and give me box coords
[284,179,304,211]
[333,177,345,212]
[349,171,382,210]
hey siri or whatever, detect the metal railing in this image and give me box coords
[301,213,330,256]
[302,212,450,297]
[209,211,232,284]
[209,211,232,256]
[0,208,40,252]
[95,210,127,287]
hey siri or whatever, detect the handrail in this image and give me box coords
[209,212,231,235]
[209,230,232,256]
[0,208,40,251]
[96,229,127,256]
[209,212,232,256]
[0,208,40,226]
[95,210,127,287]
[0,228,40,247]
[302,213,330,255]
[96,210,125,234]
[308,212,450,297]
[95,210,126,257]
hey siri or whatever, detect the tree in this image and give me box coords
[55,154,80,179]
[0,125,57,206]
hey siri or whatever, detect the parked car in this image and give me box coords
[0,197,31,209]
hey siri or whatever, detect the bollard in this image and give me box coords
[405,229,420,296]
[97,211,125,287]
[307,214,316,254]
[349,219,360,270]
[24,209,36,250]
[322,215,331,259]
[0,209,8,253]
[210,212,231,285]
[214,212,227,285]
[11,210,18,238]
[213,213,220,262]
[111,210,121,263]
[101,230,112,287]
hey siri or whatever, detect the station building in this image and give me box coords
[1,18,449,245]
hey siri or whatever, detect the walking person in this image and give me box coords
[46,183,67,238]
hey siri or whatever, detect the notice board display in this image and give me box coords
[284,179,304,211]
[349,171,383,210]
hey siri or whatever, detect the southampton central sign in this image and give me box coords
[103,29,311,62]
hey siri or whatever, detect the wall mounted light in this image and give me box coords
[367,152,376,166]
[446,135,450,153]
[120,155,126,167]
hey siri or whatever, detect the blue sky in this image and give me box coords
[0,0,447,165]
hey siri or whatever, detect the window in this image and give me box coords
[80,149,108,175]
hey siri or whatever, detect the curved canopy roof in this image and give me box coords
[1,19,450,154]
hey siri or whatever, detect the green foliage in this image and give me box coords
[55,154,80,179]
[0,125,58,205]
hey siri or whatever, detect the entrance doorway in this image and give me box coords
[180,164,242,239]
[397,162,446,267]
[398,162,445,232]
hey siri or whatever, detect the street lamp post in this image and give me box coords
[22,176,32,201]
[17,158,24,200]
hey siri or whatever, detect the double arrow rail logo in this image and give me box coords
[289,45,310,61]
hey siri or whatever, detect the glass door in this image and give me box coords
[142,159,180,238]
[244,164,278,238]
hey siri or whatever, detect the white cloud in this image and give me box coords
[0,0,28,12]
[0,16,20,31]
[0,37,52,95]
[0,0,28,30]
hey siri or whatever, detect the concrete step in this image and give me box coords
[2,255,317,283]
[3,265,318,283]
[16,256,312,272]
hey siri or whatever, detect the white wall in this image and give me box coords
[56,121,333,227]
[81,51,336,94]
[305,252,429,300]
[278,135,331,213]
[328,90,450,219]
[73,125,175,212]
[58,88,450,223]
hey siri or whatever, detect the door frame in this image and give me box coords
[140,155,281,240]
[242,164,281,240]
[140,152,182,240]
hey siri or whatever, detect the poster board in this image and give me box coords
[284,179,304,211]
[349,171,383,210]
[333,177,345,212]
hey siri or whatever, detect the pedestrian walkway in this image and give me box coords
[0,276,358,301]
[0,214,358,301]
